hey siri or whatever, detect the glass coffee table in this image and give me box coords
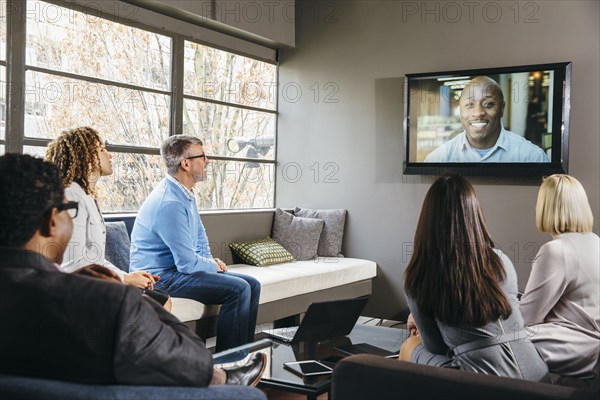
[213,324,409,400]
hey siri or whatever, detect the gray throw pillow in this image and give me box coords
[272,208,324,261]
[294,207,347,257]
[105,221,131,272]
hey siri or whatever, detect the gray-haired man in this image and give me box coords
[131,135,261,352]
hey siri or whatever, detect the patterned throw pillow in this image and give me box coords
[229,237,295,267]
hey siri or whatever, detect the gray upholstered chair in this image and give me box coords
[0,374,266,400]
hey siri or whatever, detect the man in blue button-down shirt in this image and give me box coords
[131,135,260,352]
[425,76,549,163]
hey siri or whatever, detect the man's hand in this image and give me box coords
[75,264,122,284]
[124,271,157,289]
[215,258,228,272]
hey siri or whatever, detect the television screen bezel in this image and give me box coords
[403,62,571,178]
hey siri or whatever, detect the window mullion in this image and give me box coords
[170,36,184,136]
[25,65,172,97]
[5,0,26,153]
[183,94,278,115]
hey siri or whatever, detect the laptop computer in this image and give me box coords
[264,296,369,343]
[335,342,399,358]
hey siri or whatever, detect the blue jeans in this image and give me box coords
[156,270,261,352]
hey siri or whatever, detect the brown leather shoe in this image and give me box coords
[224,352,267,387]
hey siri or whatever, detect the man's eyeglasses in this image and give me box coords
[56,201,79,218]
[186,154,207,161]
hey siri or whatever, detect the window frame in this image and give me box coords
[2,0,278,212]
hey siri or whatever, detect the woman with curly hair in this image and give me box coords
[46,127,170,310]
[400,174,549,382]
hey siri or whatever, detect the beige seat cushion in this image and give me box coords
[170,258,376,322]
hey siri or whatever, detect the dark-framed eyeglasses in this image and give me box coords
[56,201,79,218]
[186,154,207,161]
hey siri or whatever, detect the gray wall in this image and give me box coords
[276,1,600,318]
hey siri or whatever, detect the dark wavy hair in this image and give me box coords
[0,154,64,247]
[404,175,512,326]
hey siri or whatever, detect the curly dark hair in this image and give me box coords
[0,154,65,247]
[45,126,103,196]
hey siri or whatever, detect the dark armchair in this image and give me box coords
[331,354,598,400]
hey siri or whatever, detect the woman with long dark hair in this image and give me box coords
[400,174,549,381]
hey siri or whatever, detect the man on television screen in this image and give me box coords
[424,76,549,163]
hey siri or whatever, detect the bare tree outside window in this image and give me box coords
[183,41,277,210]
[18,0,277,212]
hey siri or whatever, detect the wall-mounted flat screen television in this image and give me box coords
[403,62,571,177]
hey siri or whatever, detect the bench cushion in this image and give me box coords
[170,258,376,322]
[170,300,220,323]
[232,257,376,304]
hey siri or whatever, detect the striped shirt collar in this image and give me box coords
[166,174,195,201]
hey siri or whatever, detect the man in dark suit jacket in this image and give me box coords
[0,154,265,387]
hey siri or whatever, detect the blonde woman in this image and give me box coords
[46,127,171,310]
[521,174,599,379]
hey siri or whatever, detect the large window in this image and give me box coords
[183,42,277,209]
[3,0,277,212]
